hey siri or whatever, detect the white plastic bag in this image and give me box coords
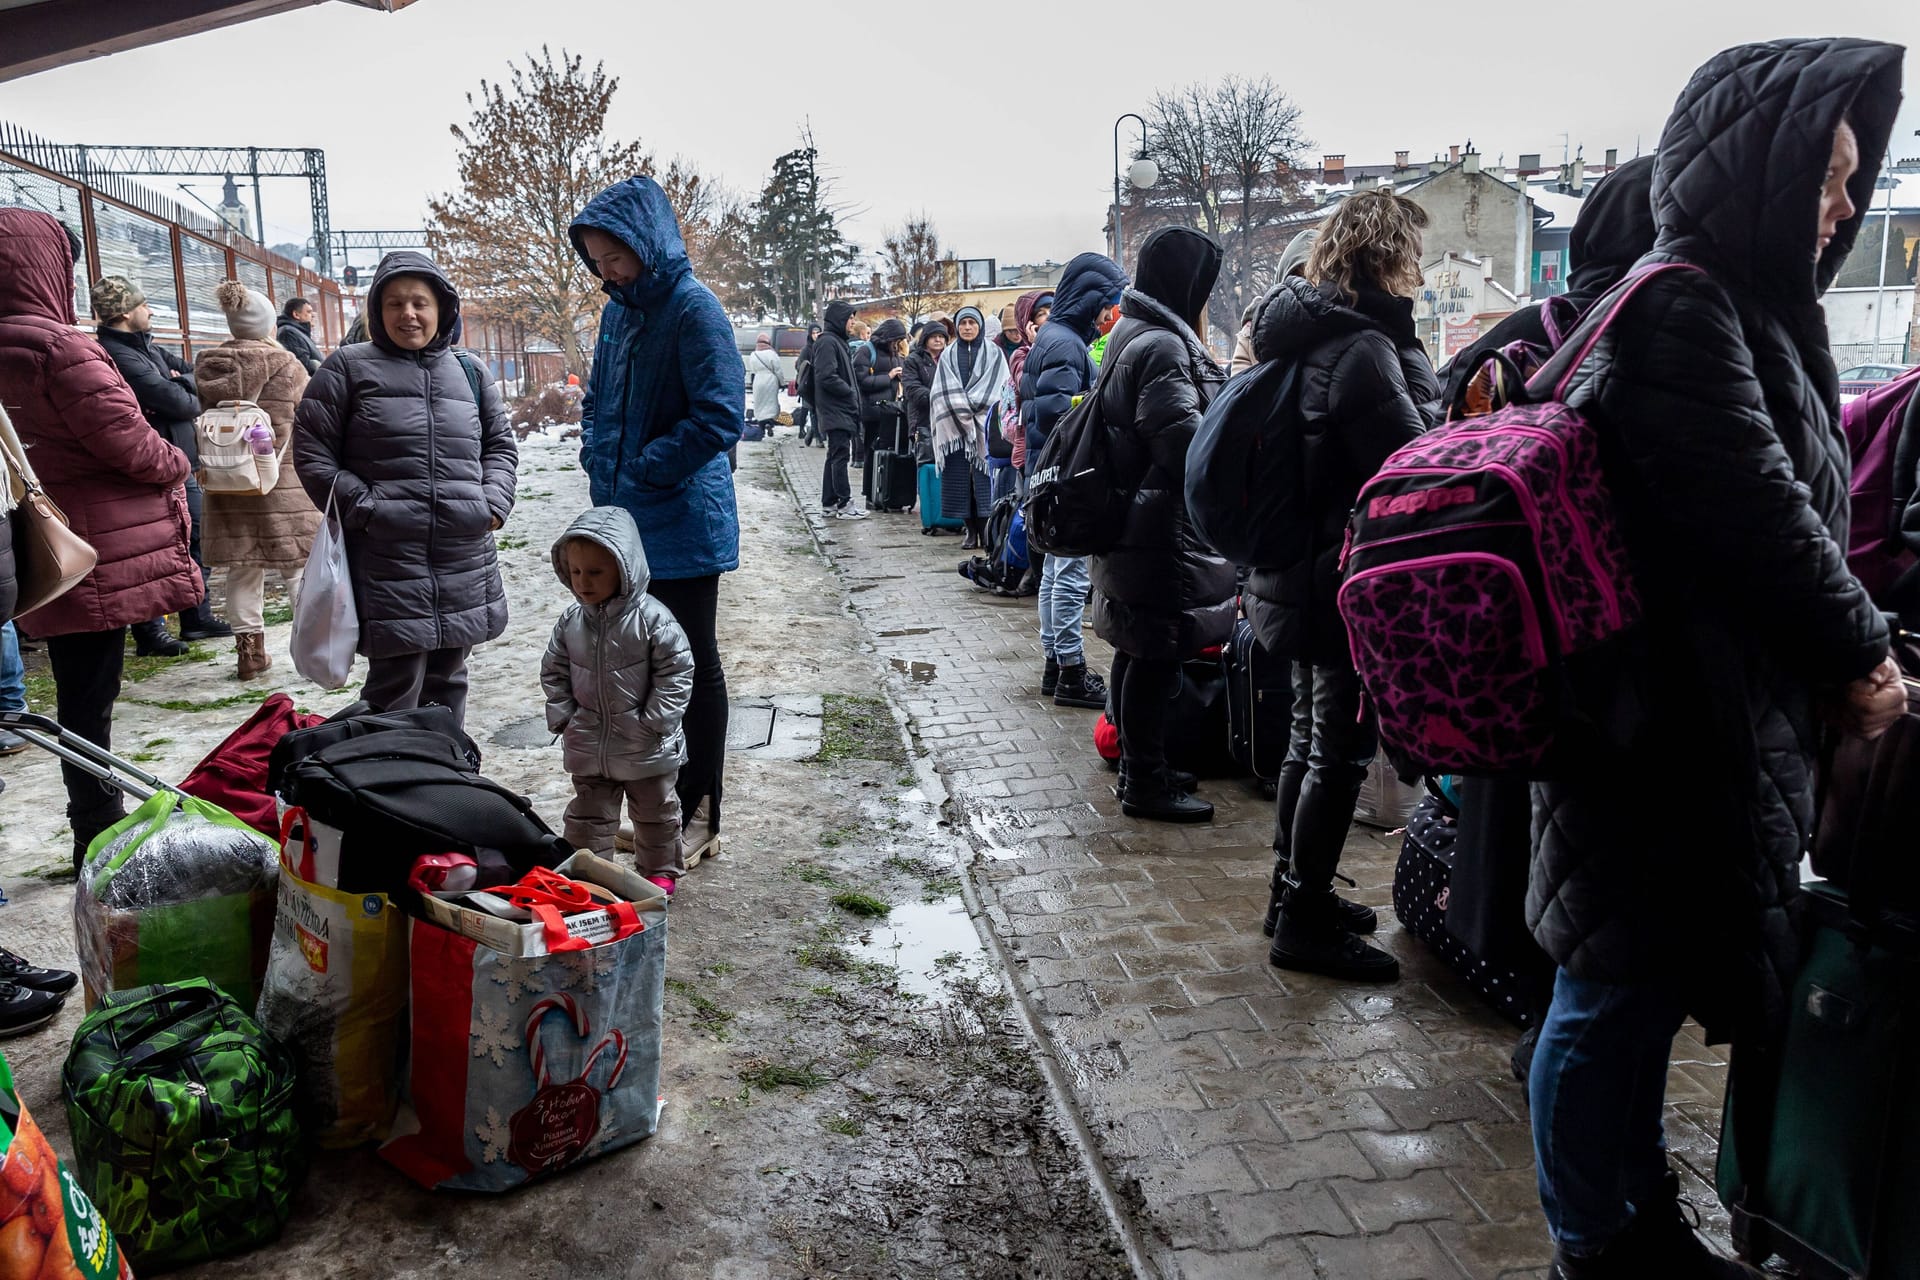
[291,483,358,689]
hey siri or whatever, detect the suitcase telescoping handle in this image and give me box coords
[0,711,184,802]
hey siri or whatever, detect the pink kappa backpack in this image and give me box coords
[1337,264,1699,775]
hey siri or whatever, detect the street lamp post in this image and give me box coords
[1113,113,1158,269]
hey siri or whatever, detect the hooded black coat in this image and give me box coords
[277,314,324,375]
[810,300,862,436]
[1239,279,1439,665]
[1526,39,1900,1039]
[902,331,941,463]
[293,252,517,657]
[1440,156,1658,408]
[1090,286,1235,660]
[857,317,909,445]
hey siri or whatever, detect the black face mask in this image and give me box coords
[1133,226,1223,328]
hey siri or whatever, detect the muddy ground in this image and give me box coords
[0,435,1130,1279]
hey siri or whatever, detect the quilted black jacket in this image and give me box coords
[1240,278,1438,665]
[1526,38,1901,1039]
[1089,289,1236,661]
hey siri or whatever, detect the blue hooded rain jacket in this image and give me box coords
[571,177,742,580]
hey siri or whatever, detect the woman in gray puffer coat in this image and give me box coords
[542,506,695,891]
[293,252,517,726]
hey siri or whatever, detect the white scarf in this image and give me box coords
[930,333,1009,473]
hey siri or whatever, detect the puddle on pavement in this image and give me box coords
[876,627,937,638]
[854,895,981,1001]
[490,716,556,749]
[888,658,937,683]
[969,806,1036,861]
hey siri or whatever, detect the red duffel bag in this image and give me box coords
[179,692,325,837]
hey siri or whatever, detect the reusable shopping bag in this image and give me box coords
[253,808,408,1147]
[379,901,666,1192]
[73,790,278,1010]
[290,483,357,689]
[0,1050,133,1280]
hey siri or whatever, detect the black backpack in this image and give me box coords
[1026,393,1124,557]
[1184,359,1305,566]
[267,701,479,798]
[280,730,568,897]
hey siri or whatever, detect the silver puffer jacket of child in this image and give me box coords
[540,506,694,781]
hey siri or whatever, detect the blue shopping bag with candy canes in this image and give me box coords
[379,899,666,1192]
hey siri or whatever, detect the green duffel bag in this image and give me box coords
[63,978,304,1269]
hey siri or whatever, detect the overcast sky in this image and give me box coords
[1,0,1915,272]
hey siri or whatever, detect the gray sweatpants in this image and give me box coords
[564,771,684,880]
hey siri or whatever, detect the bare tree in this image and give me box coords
[427,48,645,375]
[881,216,962,322]
[1137,75,1313,341]
[657,158,758,313]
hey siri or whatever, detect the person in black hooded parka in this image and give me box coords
[856,317,909,504]
[1244,188,1438,985]
[1091,227,1234,823]
[1432,157,1660,1076]
[1523,39,1905,1277]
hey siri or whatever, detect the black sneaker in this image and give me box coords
[131,619,189,658]
[178,607,234,642]
[0,948,77,997]
[1269,893,1399,982]
[1053,663,1108,710]
[1040,658,1060,698]
[0,981,64,1038]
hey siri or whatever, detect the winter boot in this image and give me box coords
[1052,663,1108,710]
[1120,768,1213,823]
[131,618,188,658]
[1041,657,1060,698]
[1549,1173,1761,1278]
[1116,763,1195,797]
[1270,888,1399,982]
[1263,853,1378,937]
[179,602,233,641]
[235,631,272,679]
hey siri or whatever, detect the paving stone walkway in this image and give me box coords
[774,437,1734,1280]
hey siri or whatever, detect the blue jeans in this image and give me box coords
[1528,968,1688,1255]
[1038,554,1089,664]
[0,622,23,713]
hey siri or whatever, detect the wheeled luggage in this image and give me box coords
[1390,791,1549,1028]
[0,712,282,1011]
[918,463,962,534]
[1223,617,1292,781]
[1718,882,1920,1278]
[178,692,326,838]
[1091,659,1238,778]
[64,978,302,1270]
[872,417,917,512]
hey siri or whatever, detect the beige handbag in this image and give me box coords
[0,404,97,617]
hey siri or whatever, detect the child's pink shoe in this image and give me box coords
[646,875,676,898]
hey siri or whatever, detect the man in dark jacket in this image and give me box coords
[92,275,231,650]
[1524,40,1904,1277]
[812,299,864,519]
[277,297,323,374]
[1021,251,1127,708]
[1091,227,1233,823]
[856,316,909,506]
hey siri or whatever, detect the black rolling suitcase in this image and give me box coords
[871,410,917,512]
[1223,616,1292,781]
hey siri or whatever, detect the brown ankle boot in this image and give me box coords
[236,631,272,679]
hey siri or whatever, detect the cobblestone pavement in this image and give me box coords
[774,436,1734,1280]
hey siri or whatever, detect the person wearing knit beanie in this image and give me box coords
[216,280,276,342]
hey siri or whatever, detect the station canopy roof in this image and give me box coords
[0,0,419,82]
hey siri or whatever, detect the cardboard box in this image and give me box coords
[417,851,666,958]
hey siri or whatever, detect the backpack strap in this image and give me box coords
[454,350,485,404]
[1528,263,1706,403]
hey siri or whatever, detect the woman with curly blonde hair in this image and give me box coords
[1240,185,1439,984]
